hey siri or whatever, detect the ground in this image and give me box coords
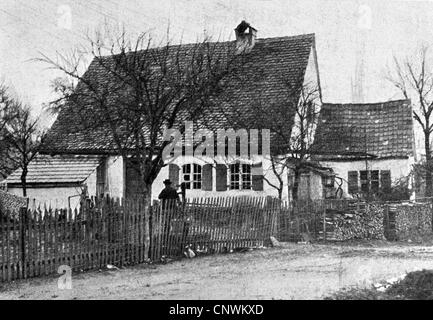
[1,241,433,300]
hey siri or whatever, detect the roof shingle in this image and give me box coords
[313,99,414,159]
[5,154,102,185]
[41,34,316,154]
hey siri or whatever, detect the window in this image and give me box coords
[182,164,202,189]
[370,170,380,193]
[323,176,334,188]
[360,170,379,194]
[230,163,252,190]
[348,170,388,195]
[360,170,369,193]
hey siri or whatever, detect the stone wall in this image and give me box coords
[327,201,433,241]
[388,203,432,241]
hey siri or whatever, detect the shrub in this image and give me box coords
[325,269,433,300]
[386,269,433,300]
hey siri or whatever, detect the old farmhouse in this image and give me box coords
[2,22,417,207]
[3,22,322,205]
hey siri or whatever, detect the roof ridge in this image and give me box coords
[256,33,315,42]
[94,33,316,59]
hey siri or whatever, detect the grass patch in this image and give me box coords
[325,269,433,300]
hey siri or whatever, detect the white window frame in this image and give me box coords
[229,163,252,190]
[182,163,202,190]
[359,169,380,194]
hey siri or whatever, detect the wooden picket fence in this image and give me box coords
[150,197,279,260]
[0,197,149,283]
[0,196,280,282]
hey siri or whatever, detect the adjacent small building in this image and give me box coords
[3,154,103,208]
[313,99,415,199]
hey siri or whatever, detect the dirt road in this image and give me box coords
[1,241,433,300]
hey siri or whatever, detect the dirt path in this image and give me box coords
[1,242,433,300]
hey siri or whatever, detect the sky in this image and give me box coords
[1,0,433,129]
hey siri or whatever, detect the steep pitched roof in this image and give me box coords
[41,34,316,154]
[313,99,414,160]
[4,154,102,185]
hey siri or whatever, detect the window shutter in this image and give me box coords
[252,162,264,191]
[168,164,180,187]
[348,171,358,194]
[202,164,213,191]
[216,164,228,191]
[96,162,106,196]
[381,170,391,193]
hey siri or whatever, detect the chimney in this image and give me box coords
[234,20,257,54]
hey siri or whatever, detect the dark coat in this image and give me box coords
[158,186,179,208]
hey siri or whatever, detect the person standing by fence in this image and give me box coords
[158,179,180,206]
[158,179,180,237]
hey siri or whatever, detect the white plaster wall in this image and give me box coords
[105,156,124,199]
[152,155,289,201]
[290,47,321,149]
[99,155,320,202]
[7,186,83,209]
[303,46,320,93]
[320,157,414,197]
[86,169,97,197]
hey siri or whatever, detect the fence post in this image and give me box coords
[322,206,326,241]
[19,207,28,279]
[144,202,151,260]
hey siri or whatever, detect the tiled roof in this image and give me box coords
[313,99,414,159]
[41,34,316,154]
[4,154,102,185]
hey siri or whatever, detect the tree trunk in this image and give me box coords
[425,131,433,197]
[141,182,152,205]
[21,167,28,197]
[141,181,152,260]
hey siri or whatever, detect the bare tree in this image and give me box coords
[38,27,245,203]
[0,82,20,179]
[1,103,44,196]
[0,83,16,132]
[385,45,433,196]
[223,78,322,201]
[43,76,75,115]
